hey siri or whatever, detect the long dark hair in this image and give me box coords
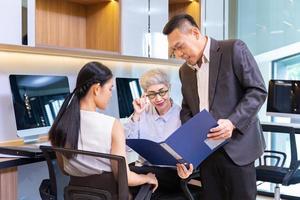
[49,62,113,151]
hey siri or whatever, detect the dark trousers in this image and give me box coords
[130,165,184,199]
[199,148,257,200]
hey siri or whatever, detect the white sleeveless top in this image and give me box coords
[63,110,115,176]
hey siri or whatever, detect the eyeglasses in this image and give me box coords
[146,89,169,100]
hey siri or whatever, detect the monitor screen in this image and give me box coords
[116,77,142,118]
[9,74,70,141]
[266,80,300,118]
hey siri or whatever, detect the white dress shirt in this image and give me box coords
[189,37,211,111]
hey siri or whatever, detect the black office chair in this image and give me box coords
[180,169,202,200]
[256,124,300,200]
[39,145,152,200]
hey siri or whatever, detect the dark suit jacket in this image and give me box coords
[179,38,268,166]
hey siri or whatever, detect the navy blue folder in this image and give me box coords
[126,109,227,167]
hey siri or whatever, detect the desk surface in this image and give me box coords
[0,136,49,169]
[0,157,45,169]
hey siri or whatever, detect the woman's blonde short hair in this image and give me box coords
[140,69,170,91]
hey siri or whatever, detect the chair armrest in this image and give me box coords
[282,160,300,185]
[180,170,201,200]
[187,170,201,180]
[134,184,152,200]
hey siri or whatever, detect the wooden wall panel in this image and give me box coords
[36,0,86,49]
[86,1,120,52]
[67,0,110,4]
[169,1,200,27]
[0,167,17,200]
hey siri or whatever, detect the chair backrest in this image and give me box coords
[258,150,287,167]
[40,145,129,200]
[64,185,112,200]
[257,124,300,186]
[180,169,202,200]
[40,146,58,199]
[261,124,298,169]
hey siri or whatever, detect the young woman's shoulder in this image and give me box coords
[111,118,125,140]
[81,110,115,120]
[80,110,116,129]
[97,112,116,121]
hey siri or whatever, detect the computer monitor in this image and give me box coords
[266,80,300,119]
[9,74,70,143]
[116,77,142,118]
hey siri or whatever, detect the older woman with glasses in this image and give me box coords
[124,69,189,198]
[125,69,181,142]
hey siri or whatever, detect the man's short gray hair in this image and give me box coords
[140,69,170,91]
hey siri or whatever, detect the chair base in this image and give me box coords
[274,184,281,200]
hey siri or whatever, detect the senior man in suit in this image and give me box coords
[163,14,268,200]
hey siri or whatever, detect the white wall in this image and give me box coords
[201,0,228,40]
[121,0,168,58]
[121,0,148,57]
[147,0,168,59]
[27,0,35,46]
[0,0,22,45]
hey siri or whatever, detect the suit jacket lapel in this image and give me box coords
[209,39,222,109]
[191,69,200,113]
[185,65,199,113]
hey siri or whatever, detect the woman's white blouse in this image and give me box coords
[63,110,115,176]
[124,103,181,143]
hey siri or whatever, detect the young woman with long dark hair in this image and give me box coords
[49,61,158,197]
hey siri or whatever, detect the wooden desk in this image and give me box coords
[0,137,48,200]
[0,157,46,200]
[0,158,17,200]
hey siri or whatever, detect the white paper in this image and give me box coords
[204,138,225,150]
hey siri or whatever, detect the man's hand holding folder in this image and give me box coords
[126,109,228,168]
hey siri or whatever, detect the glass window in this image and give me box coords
[229,0,300,196]
[229,0,300,55]
[258,54,300,196]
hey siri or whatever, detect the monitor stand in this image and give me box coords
[23,135,39,144]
